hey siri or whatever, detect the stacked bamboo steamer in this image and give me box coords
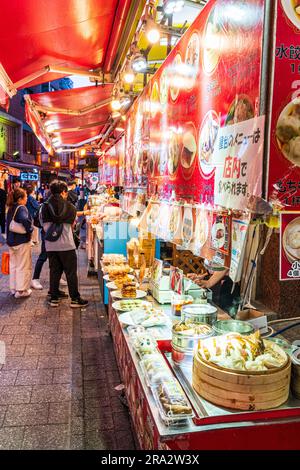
[193,342,291,411]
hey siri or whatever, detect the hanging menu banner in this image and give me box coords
[268,1,300,209]
[125,0,265,210]
[212,116,265,210]
[280,211,300,280]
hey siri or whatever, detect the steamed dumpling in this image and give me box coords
[277,115,300,143]
[288,229,300,249]
[284,136,300,162]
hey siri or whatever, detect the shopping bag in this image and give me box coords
[1,252,10,275]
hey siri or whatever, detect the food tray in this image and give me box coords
[140,354,174,387]
[151,380,194,426]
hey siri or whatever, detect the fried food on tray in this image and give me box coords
[121,282,137,298]
[106,265,131,279]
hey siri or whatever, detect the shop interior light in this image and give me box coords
[80,149,86,156]
[163,0,185,15]
[13,150,19,156]
[120,96,131,107]
[56,148,63,153]
[145,19,161,44]
[111,99,122,111]
[54,161,60,168]
[131,53,147,73]
[115,127,125,132]
[121,115,127,121]
[123,69,135,84]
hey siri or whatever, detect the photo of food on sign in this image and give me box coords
[181,207,194,247]
[281,0,300,28]
[282,216,300,263]
[185,31,200,87]
[225,95,254,125]
[193,211,209,251]
[150,81,160,118]
[202,6,221,75]
[160,69,168,106]
[199,110,219,174]
[169,205,182,239]
[169,53,182,102]
[211,214,230,254]
[276,99,300,167]
[180,123,197,176]
[168,129,181,176]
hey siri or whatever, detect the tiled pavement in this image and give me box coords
[0,243,136,450]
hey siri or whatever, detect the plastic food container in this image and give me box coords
[171,321,214,366]
[181,303,218,325]
[212,319,254,336]
[140,354,174,386]
[152,380,194,426]
[171,294,194,317]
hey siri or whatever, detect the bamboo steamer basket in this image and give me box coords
[193,353,291,411]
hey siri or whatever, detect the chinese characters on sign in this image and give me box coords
[212,116,265,210]
[268,3,300,210]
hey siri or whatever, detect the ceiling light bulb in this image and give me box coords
[115,127,124,132]
[164,0,185,15]
[111,99,122,111]
[124,71,135,84]
[132,54,147,73]
[146,25,160,44]
[56,148,63,153]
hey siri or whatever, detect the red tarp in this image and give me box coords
[0,0,131,87]
[26,85,113,148]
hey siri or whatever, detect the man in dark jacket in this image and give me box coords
[67,180,78,207]
[41,180,88,309]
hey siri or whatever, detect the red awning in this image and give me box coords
[25,85,113,151]
[0,0,132,88]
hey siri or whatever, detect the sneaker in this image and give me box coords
[60,278,68,286]
[31,279,43,290]
[70,298,89,309]
[15,289,32,299]
[48,298,59,307]
[47,290,68,299]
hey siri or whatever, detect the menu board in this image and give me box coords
[280,211,300,280]
[268,1,300,209]
[124,0,265,209]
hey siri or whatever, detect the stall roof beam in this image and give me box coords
[29,97,112,116]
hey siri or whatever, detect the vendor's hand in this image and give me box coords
[196,279,211,289]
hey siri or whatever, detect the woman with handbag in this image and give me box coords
[6,188,33,298]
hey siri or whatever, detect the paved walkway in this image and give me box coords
[0,243,136,450]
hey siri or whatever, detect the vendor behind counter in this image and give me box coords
[188,265,240,315]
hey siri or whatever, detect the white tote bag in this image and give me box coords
[9,206,27,234]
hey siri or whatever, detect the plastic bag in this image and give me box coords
[1,252,10,275]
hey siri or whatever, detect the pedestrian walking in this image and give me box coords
[41,180,88,308]
[6,188,33,298]
[25,184,40,245]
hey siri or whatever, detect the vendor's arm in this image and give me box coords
[194,268,229,289]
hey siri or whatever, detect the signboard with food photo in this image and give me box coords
[124,0,265,211]
[280,212,300,280]
[268,1,300,210]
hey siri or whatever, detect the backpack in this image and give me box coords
[43,201,65,242]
